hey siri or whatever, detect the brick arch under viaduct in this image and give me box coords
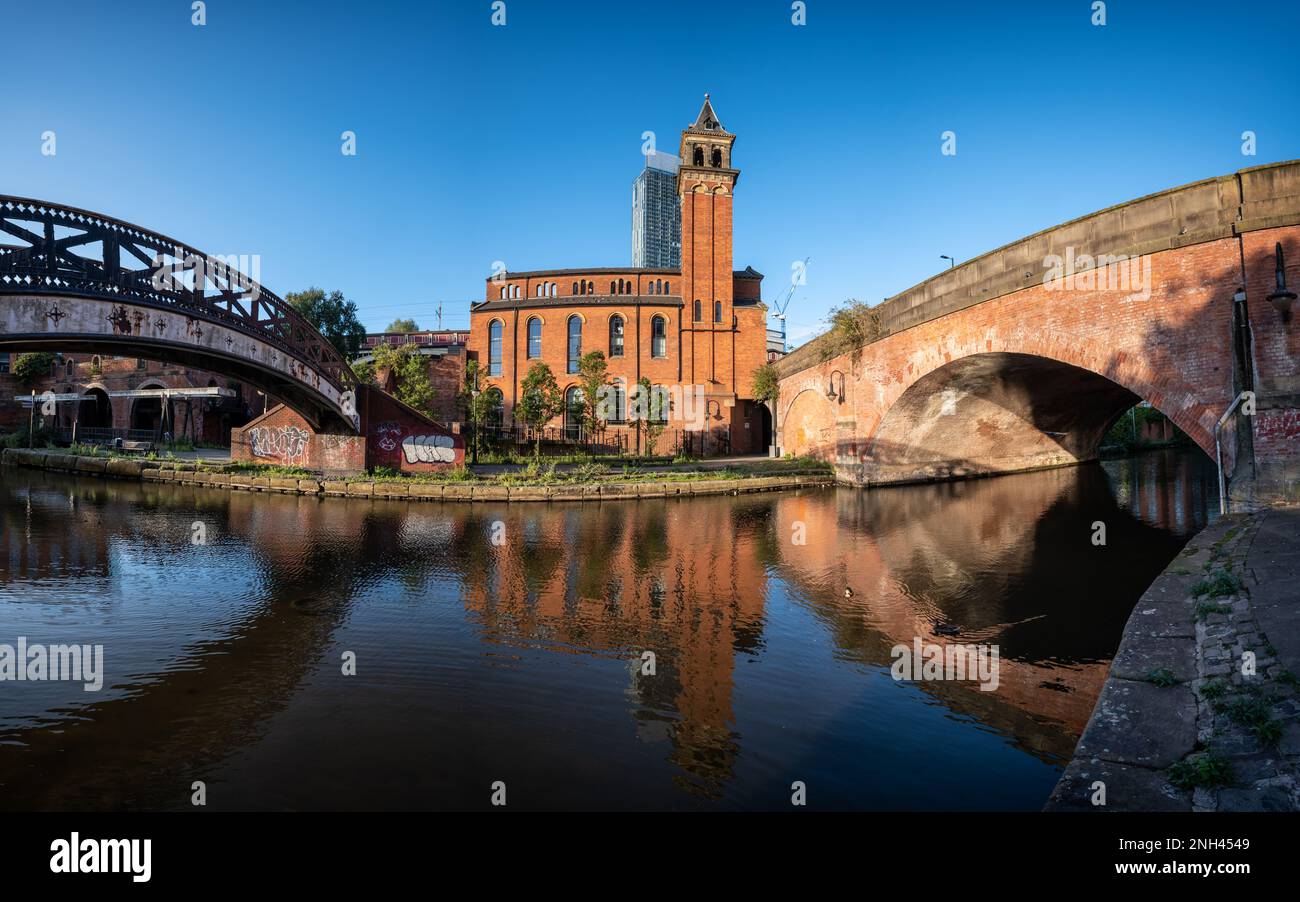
[776,160,1300,503]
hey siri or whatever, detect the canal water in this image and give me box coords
[0,449,1216,811]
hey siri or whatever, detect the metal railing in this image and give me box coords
[670,428,729,458]
[0,195,356,395]
[475,424,629,457]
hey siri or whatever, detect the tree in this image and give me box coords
[751,363,780,407]
[285,288,367,360]
[12,352,56,385]
[385,318,419,333]
[821,299,884,362]
[514,362,564,458]
[460,359,500,460]
[460,358,504,462]
[350,358,378,387]
[371,342,436,416]
[629,376,672,457]
[575,350,610,434]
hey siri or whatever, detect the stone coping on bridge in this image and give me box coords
[777,158,1300,379]
[1047,510,1300,812]
[0,448,832,502]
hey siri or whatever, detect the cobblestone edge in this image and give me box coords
[1046,511,1300,811]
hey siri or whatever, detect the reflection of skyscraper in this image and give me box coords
[632,151,681,268]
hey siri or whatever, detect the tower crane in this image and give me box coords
[771,257,809,353]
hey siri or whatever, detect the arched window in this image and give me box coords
[488,320,503,376]
[649,384,669,424]
[693,299,702,322]
[65,359,75,379]
[608,315,625,357]
[567,315,582,374]
[608,382,626,424]
[564,385,584,439]
[550,283,557,298]
[648,281,656,296]
[711,147,722,168]
[527,317,542,359]
[693,145,704,166]
[714,300,723,323]
[610,280,617,295]
[651,315,667,358]
[572,281,578,296]
[500,286,506,299]
[663,280,670,294]
[484,387,505,430]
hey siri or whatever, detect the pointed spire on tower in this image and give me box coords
[688,93,728,134]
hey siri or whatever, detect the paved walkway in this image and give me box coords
[1047,507,1300,811]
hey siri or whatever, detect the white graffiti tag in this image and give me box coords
[248,425,311,464]
[402,434,456,464]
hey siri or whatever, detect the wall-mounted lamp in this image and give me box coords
[1267,242,1295,323]
[825,370,846,404]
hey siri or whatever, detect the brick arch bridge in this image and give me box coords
[777,160,1300,505]
[0,195,357,431]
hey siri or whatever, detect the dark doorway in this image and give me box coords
[78,388,113,428]
[131,397,163,433]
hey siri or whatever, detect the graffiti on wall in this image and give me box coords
[373,421,403,453]
[402,434,456,464]
[248,425,311,464]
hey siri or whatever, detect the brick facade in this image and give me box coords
[231,384,463,473]
[467,98,771,456]
[776,160,1300,504]
[1,353,262,443]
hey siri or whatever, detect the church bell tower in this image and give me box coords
[677,94,738,386]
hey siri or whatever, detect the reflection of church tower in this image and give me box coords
[678,94,738,391]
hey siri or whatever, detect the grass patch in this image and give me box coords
[1194,601,1232,622]
[221,461,313,479]
[1191,570,1243,600]
[1218,693,1284,746]
[1199,678,1229,701]
[1147,667,1178,688]
[1167,752,1234,790]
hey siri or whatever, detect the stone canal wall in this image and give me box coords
[0,447,831,503]
[1048,509,1300,811]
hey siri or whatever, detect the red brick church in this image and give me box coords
[468,96,771,455]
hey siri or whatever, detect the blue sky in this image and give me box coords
[4,0,1297,345]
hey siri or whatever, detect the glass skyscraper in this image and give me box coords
[632,151,681,269]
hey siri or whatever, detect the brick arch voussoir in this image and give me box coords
[866,329,1214,457]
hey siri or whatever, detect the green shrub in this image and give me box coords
[1147,668,1178,688]
[1167,753,1234,790]
[1191,570,1243,599]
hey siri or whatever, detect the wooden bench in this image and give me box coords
[117,440,154,455]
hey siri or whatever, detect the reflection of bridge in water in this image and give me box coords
[0,472,376,809]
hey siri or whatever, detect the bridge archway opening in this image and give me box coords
[130,383,168,433]
[865,352,1201,484]
[78,388,112,428]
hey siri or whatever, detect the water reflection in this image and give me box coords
[0,449,1215,810]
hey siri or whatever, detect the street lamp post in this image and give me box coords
[940,255,955,269]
